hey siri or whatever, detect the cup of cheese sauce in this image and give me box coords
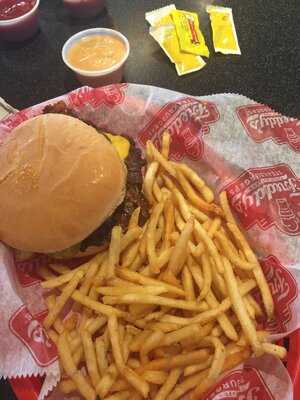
[62,28,130,87]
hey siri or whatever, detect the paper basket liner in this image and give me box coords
[0,84,299,399]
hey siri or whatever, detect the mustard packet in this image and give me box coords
[171,10,209,57]
[206,5,241,55]
[146,5,206,76]
[175,57,206,76]
[145,4,176,27]
[150,24,206,75]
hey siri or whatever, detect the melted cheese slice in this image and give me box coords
[105,133,130,159]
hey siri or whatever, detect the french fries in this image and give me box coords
[198,253,212,300]
[43,270,84,329]
[219,190,236,223]
[103,293,207,311]
[96,363,118,398]
[96,285,167,296]
[142,370,168,385]
[71,290,126,317]
[153,368,181,400]
[175,162,214,204]
[143,161,159,204]
[81,330,101,388]
[147,201,166,273]
[140,330,165,364]
[128,207,141,230]
[163,197,174,250]
[176,169,218,215]
[139,348,210,372]
[149,141,176,177]
[38,265,56,280]
[161,131,170,159]
[49,263,71,275]
[122,242,140,269]
[206,290,238,341]
[59,379,77,394]
[108,315,125,371]
[166,218,194,276]
[194,220,224,274]
[202,337,226,380]
[182,266,196,301]
[226,219,274,318]
[116,268,185,297]
[57,332,95,400]
[183,356,213,376]
[222,257,261,355]
[45,295,64,334]
[215,230,255,270]
[121,227,143,252]
[123,367,150,398]
[107,226,122,279]
[171,184,192,222]
[41,132,285,400]
[95,337,108,375]
[169,348,251,400]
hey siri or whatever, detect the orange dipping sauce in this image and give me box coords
[67,34,126,72]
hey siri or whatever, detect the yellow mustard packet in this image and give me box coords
[206,5,241,55]
[150,24,206,76]
[171,9,209,57]
[175,57,206,76]
[145,4,176,27]
[146,5,206,76]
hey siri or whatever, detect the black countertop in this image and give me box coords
[0,0,299,399]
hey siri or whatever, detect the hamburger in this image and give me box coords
[0,104,149,260]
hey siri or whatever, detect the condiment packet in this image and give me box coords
[149,25,206,76]
[145,4,176,27]
[146,5,206,76]
[206,5,241,55]
[171,9,209,57]
[175,57,206,76]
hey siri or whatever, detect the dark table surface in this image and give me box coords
[0,0,299,398]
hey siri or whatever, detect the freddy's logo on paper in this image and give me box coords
[0,109,32,139]
[237,104,300,152]
[205,367,273,400]
[14,253,48,287]
[224,164,300,236]
[67,84,127,109]
[138,97,219,161]
[14,253,90,287]
[9,306,57,367]
[258,255,298,332]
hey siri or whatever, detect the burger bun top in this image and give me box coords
[0,113,127,253]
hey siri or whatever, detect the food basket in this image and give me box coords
[0,84,300,400]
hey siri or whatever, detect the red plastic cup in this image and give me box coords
[0,0,40,42]
[63,0,106,18]
[62,28,130,87]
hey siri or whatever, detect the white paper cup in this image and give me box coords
[62,28,130,87]
[0,0,40,42]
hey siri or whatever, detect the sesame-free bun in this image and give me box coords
[0,113,126,253]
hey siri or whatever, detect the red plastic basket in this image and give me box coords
[9,328,300,399]
[3,89,300,399]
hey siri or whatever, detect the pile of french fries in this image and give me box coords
[41,132,286,400]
